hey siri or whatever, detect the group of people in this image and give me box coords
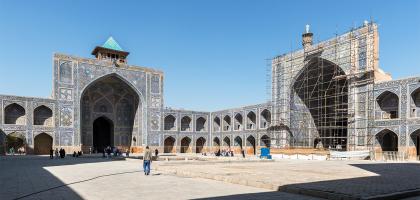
[102,146,127,158]
[72,151,83,157]
[215,149,234,157]
[8,147,25,155]
[49,148,66,159]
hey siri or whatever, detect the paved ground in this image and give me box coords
[155,158,420,199]
[0,156,318,200]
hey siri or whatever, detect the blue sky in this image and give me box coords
[0,0,419,111]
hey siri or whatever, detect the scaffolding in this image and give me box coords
[267,22,378,151]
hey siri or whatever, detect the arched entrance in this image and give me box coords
[196,137,206,153]
[292,58,348,150]
[180,137,191,153]
[164,136,175,153]
[376,129,398,152]
[260,135,270,148]
[223,136,231,149]
[234,136,243,154]
[34,133,53,155]
[6,132,25,154]
[93,117,114,152]
[246,135,256,155]
[213,137,220,152]
[80,74,140,152]
[410,130,420,157]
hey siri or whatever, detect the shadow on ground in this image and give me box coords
[0,156,127,200]
[195,163,420,200]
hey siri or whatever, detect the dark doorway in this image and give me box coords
[417,136,420,156]
[34,133,53,155]
[377,129,398,152]
[93,117,113,152]
[164,137,175,153]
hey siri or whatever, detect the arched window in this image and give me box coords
[196,117,207,132]
[376,129,398,152]
[4,103,26,125]
[164,115,176,131]
[247,111,256,129]
[411,88,420,117]
[223,115,231,131]
[181,116,192,131]
[33,105,53,126]
[213,117,221,132]
[234,113,243,130]
[376,91,399,119]
[260,109,271,128]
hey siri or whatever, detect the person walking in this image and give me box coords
[143,146,152,175]
[154,149,159,157]
[55,148,59,159]
[50,149,54,159]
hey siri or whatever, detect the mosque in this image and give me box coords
[0,22,419,160]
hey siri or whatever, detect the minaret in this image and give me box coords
[91,37,129,64]
[302,24,313,50]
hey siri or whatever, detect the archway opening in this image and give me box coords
[181,116,192,131]
[5,103,26,125]
[196,117,206,132]
[34,105,53,126]
[213,117,221,132]
[376,129,398,152]
[6,132,25,154]
[80,74,140,152]
[376,91,399,119]
[247,111,256,129]
[164,136,175,153]
[223,136,231,149]
[234,114,243,130]
[223,115,231,131]
[34,133,53,155]
[410,130,420,157]
[93,117,114,152]
[246,136,256,155]
[196,137,206,153]
[213,137,220,151]
[164,115,176,131]
[260,109,271,128]
[260,135,270,148]
[292,58,348,150]
[410,88,420,117]
[181,137,191,153]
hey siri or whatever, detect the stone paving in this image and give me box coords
[0,156,318,200]
[154,158,420,199]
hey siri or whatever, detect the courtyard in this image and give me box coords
[1,155,420,200]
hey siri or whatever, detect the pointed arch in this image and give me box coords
[223,136,231,148]
[376,91,399,119]
[246,111,256,129]
[213,116,221,132]
[410,129,420,157]
[34,105,53,126]
[260,134,270,148]
[260,109,271,128]
[4,103,26,125]
[223,115,231,131]
[164,136,176,153]
[164,115,176,131]
[246,135,256,155]
[196,137,206,153]
[376,129,398,152]
[180,136,192,153]
[181,116,192,131]
[234,113,243,130]
[410,87,420,117]
[34,132,53,155]
[196,117,207,132]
